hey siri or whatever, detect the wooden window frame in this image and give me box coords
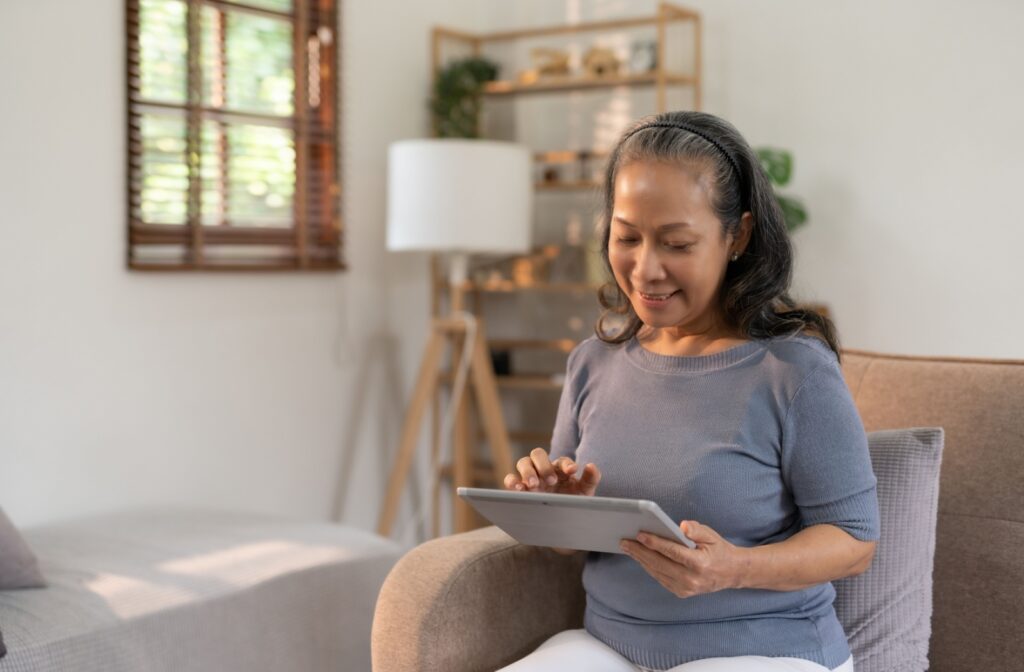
[126,0,344,271]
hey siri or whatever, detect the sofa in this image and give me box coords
[0,509,402,671]
[371,349,1024,672]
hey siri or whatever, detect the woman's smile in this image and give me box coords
[636,289,680,309]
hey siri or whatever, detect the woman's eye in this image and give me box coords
[666,243,692,251]
[615,237,639,245]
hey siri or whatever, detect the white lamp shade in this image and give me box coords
[386,139,532,254]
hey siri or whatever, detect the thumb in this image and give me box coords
[679,520,718,544]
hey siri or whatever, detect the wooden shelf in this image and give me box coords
[438,460,498,484]
[534,149,609,164]
[508,430,552,444]
[488,338,577,353]
[497,375,565,390]
[535,180,602,191]
[472,5,699,42]
[441,372,564,391]
[465,280,601,294]
[484,72,695,97]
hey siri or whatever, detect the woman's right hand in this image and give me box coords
[503,447,601,497]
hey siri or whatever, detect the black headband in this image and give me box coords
[621,121,743,185]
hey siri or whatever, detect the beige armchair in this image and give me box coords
[372,350,1024,672]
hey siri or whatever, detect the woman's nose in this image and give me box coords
[633,243,667,282]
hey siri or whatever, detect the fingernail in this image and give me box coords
[546,475,557,485]
[515,483,524,491]
[619,542,629,553]
[637,534,647,544]
[529,477,539,487]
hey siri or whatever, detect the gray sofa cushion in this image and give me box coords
[834,427,944,672]
[0,508,45,590]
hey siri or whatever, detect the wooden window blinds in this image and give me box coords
[126,0,342,271]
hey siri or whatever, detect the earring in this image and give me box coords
[730,252,739,262]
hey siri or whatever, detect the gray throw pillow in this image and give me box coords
[0,507,45,589]
[834,427,944,672]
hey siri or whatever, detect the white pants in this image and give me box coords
[497,629,855,672]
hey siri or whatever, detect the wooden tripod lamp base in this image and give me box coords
[377,316,514,537]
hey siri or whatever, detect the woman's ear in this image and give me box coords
[734,212,754,256]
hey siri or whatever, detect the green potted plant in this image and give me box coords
[756,148,807,233]
[430,57,500,138]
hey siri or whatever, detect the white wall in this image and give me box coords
[481,0,1024,359]
[0,0,482,531]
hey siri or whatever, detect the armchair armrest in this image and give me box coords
[372,525,586,672]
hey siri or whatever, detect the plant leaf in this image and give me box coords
[756,147,792,186]
[430,57,499,138]
[777,194,807,232]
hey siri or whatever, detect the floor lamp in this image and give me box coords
[378,139,533,537]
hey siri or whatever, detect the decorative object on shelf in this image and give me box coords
[630,39,658,73]
[511,245,561,286]
[756,147,808,233]
[511,256,536,286]
[521,47,571,85]
[533,148,607,186]
[577,149,594,182]
[541,166,562,184]
[430,57,500,138]
[582,46,621,78]
[381,138,533,536]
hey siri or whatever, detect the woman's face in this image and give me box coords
[608,159,748,337]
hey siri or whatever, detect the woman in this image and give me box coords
[500,111,878,672]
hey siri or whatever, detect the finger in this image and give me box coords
[579,463,601,496]
[530,447,558,487]
[503,473,525,491]
[636,532,693,565]
[621,541,679,585]
[679,520,718,545]
[552,457,577,480]
[516,456,540,489]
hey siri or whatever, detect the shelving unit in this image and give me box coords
[483,72,697,97]
[433,3,702,111]
[428,4,702,531]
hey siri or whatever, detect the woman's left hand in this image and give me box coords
[619,521,745,598]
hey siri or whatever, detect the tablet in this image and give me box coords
[457,487,696,554]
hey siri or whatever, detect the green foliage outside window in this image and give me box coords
[137,0,297,228]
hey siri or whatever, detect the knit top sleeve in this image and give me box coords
[781,359,880,542]
[549,344,584,461]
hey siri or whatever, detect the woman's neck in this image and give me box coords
[638,324,749,357]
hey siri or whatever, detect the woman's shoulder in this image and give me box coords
[567,335,620,368]
[759,331,840,377]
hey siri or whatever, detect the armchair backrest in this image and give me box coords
[840,350,1024,672]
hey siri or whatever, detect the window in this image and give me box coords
[126,0,342,270]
